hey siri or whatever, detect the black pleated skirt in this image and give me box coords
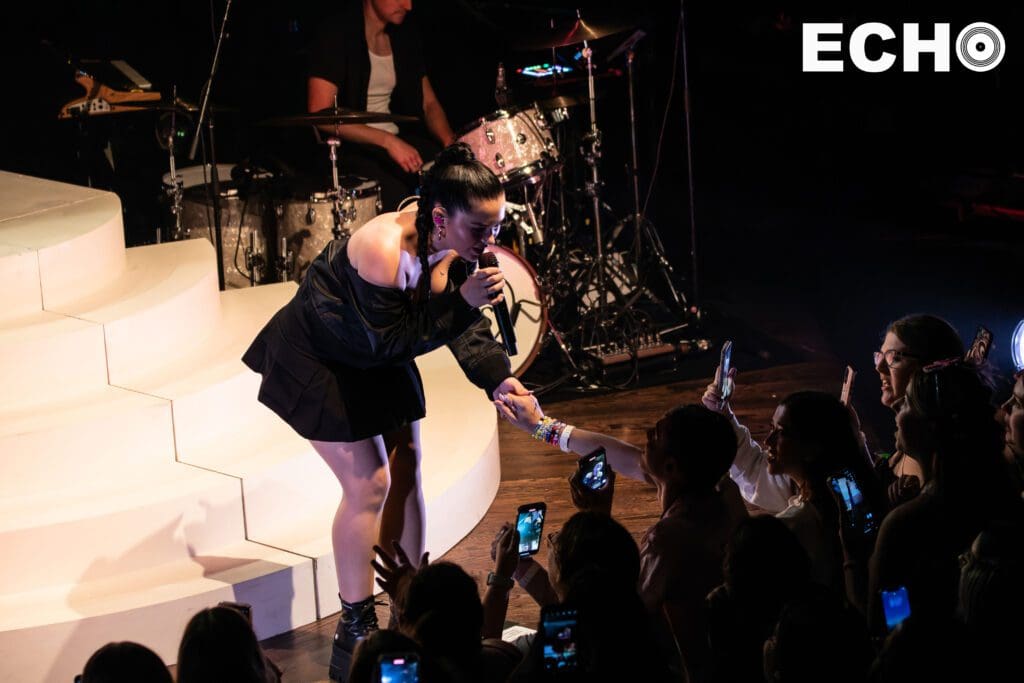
[242,293,426,443]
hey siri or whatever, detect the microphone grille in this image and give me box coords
[478,251,499,268]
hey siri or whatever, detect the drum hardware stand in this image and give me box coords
[161,86,187,243]
[326,137,357,240]
[187,0,234,291]
[276,236,294,283]
[245,230,265,286]
[164,134,186,242]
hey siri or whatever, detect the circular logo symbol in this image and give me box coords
[956,22,1005,72]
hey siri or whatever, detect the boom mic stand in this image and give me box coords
[188,0,234,291]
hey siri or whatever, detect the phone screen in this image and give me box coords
[880,586,912,631]
[378,655,419,683]
[828,471,877,535]
[579,448,608,490]
[541,607,579,672]
[718,341,733,399]
[516,503,546,556]
[828,475,863,512]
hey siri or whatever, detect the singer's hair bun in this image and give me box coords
[436,142,477,167]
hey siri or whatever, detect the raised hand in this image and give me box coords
[370,540,429,603]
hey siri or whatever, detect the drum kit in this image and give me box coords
[64,9,694,385]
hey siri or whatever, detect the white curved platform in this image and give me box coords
[0,172,502,682]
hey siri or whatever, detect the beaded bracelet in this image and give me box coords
[532,416,575,452]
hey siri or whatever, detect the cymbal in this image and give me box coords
[515,16,634,50]
[261,107,419,127]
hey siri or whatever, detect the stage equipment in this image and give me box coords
[1012,319,1024,370]
[276,175,382,282]
[260,107,418,127]
[456,105,560,188]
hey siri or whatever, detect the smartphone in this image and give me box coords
[717,340,733,400]
[966,326,993,363]
[826,469,878,536]
[541,605,579,673]
[840,365,856,406]
[377,653,419,683]
[516,502,547,557]
[578,448,608,490]
[880,586,912,631]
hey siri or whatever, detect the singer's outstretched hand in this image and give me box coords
[460,266,504,308]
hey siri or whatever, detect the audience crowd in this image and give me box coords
[76,313,1023,682]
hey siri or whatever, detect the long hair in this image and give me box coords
[886,314,964,362]
[176,606,275,683]
[904,362,1013,511]
[414,142,503,302]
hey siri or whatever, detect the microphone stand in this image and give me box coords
[188,0,235,291]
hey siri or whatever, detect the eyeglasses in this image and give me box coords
[873,349,920,368]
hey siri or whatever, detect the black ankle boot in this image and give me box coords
[328,595,379,682]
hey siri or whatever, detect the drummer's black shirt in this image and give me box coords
[308,0,428,137]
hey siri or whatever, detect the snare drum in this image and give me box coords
[480,246,547,376]
[457,105,559,187]
[276,176,382,282]
[165,164,271,289]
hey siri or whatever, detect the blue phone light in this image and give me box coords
[1012,319,1024,371]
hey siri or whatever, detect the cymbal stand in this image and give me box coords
[326,137,356,240]
[164,133,186,242]
[621,44,687,311]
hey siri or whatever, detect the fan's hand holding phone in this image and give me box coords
[541,605,580,673]
[840,366,856,406]
[717,341,734,401]
[578,448,608,491]
[827,468,878,537]
[516,502,547,557]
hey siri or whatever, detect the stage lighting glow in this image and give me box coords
[1013,319,1024,370]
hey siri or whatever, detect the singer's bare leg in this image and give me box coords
[379,421,426,562]
[311,436,392,603]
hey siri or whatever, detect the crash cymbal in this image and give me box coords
[515,16,634,50]
[261,107,419,127]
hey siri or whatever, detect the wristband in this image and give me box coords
[486,570,515,591]
[558,425,575,453]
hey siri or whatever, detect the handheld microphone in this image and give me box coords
[478,251,517,357]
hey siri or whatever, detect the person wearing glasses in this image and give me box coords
[872,314,964,507]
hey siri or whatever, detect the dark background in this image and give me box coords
[3,0,1022,443]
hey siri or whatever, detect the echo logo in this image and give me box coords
[803,22,1005,73]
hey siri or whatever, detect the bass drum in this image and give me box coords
[276,176,382,283]
[480,245,547,376]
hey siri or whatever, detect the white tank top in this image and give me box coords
[366,49,400,134]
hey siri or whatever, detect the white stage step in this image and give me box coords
[0,172,126,315]
[0,541,315,683]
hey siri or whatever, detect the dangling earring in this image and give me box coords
[434,217,446,240]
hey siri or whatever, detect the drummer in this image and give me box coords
[308,0,457,210]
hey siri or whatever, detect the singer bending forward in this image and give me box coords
[242,143,526,681]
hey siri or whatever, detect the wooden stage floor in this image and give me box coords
[258,360,845,681]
